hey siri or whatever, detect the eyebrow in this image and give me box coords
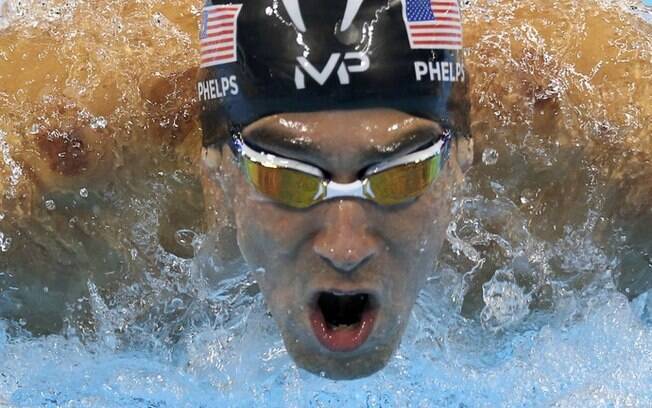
[242,122,443,170]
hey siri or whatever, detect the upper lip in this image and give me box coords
[308,288,381,309]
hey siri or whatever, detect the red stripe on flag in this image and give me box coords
[204,29,234,37]
[432,9,459,14]
[207,13,237,22]
[412,32,462,38]
[206,21,235,29]
[410,23,461,30]
[430,1,459,6]
[203,44,236,53]
[201,38,235,47]
[201,55,235,65]
[207,7,240,14]
[413,40,462,46]
[432,16,460,22]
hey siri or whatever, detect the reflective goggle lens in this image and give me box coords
[237,137,446,209]
[243,158,324,208]
[366,155,441,206]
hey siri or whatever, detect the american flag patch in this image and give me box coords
[401,0,463,50]
[200,4,243,68]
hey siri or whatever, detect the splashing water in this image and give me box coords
[1,263,652,406]
[0,0,651,406]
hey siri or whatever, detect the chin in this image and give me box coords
[263,284,413,379]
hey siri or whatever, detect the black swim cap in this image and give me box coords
[198,0,470,147]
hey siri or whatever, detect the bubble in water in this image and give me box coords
[174,229,196,247]
[152,11,164,26]
[44,199,56,211]
[79,188,89,198]
[265,6,273,16]
[89,116,107,129]
[482,148,499,165]
[0,213,4,221]
[0,233,11,252]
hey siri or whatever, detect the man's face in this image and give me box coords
[209,108,466,379]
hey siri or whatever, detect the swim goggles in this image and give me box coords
[229,131,452,209]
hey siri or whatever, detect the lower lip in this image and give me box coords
[309,305,378,353]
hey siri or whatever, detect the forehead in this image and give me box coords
[242,108,443,157]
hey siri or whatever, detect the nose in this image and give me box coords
[313,200,379,275]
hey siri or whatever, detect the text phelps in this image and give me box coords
[198,75,239,101]
[414,61,465,83]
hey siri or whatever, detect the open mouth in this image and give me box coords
[310,291,378,352]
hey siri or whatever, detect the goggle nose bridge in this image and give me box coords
[321,179,374,201]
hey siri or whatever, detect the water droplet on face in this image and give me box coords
[44,199,56,211]
[79,188,88,198]
[482,148,499,165]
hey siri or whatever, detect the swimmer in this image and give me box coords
[198,0,472,379]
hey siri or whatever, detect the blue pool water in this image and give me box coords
[2,270,652,407]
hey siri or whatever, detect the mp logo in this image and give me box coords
[294,52,370,89]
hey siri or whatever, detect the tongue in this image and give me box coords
[310,307,377,352]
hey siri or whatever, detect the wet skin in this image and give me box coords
[202,108,471,379]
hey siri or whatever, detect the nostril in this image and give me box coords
[318,250,374,274]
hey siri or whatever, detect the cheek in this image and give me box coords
[382,190,452,257]
[378,180,455,302]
